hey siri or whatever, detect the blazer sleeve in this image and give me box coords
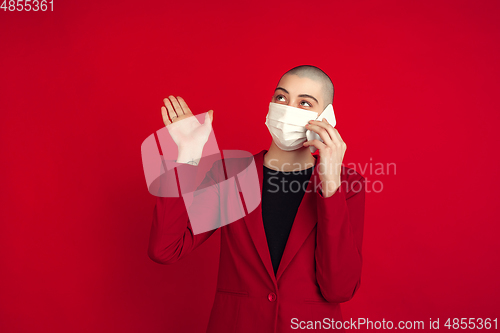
[314,171,366,303]
[147,160,222,265]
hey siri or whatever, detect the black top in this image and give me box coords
[261,165,314,276]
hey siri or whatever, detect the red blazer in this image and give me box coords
[148,149,366,333]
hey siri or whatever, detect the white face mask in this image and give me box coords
[265,102,336,152]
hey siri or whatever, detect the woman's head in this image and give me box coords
[271,65,334,114]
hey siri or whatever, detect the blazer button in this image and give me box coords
[268,292,277,302]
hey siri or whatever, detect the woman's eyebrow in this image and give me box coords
[298,94,319,104]
[275,87,319,104]
[275,87,289,94]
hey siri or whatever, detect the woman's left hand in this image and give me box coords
[303,119,347,197]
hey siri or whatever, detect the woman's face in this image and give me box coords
[271,74,325,115]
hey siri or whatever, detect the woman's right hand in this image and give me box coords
[161,96,214,165]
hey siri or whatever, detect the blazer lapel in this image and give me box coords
[241,150,320,284]
[241,150,277,285]
[276,155,319,281]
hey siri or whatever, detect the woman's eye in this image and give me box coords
[276,95,285,102]
[300,101,312,107]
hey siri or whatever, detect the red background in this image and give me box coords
[1,0,499,332]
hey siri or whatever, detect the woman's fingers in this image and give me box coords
[162,95,211,126]
[161,106,172,126]
[203,110,214,127]
[163,97,178,121]
[306,121,334,146]
[168,95,185,115]
[309,119,344,147]
[303,139,327,151]
[177,96,192,115]
[324,118,344,145]
[330,123,345,146]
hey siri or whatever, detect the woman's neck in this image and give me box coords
[263,141,316,172]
